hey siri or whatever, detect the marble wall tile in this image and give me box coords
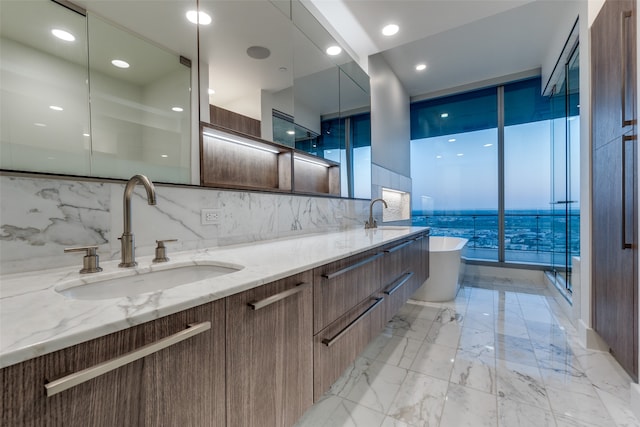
[0,176,110,272]
[1,175,371,273]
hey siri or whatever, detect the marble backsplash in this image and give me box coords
[0,175,372,274]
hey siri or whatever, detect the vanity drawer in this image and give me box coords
[313,248,383,334]
[313,295,386,400]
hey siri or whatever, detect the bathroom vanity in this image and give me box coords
[0,227,429,427]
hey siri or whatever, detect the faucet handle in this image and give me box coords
[153,239,178,263]
[64,245,103,274]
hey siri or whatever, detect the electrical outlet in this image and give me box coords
[201,208,222,225]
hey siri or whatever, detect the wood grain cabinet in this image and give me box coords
[591,0,638,380]
[225,272,313,427]
[312,249,384,334]
[0,300,226,427]
[380,234,429,323]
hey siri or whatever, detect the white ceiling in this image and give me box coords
[311,0,582,97]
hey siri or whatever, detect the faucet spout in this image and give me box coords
[119,174,156,267]
[365,198,388,229]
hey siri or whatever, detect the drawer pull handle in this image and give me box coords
[384,272,414,296]
[321,297,384,347]
[322,253,383,280]
[384,240,413,253]
[248,282,310,310]
[45,321,211,397]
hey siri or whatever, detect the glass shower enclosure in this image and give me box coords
[549,41,580,295]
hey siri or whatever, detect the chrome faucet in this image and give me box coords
[365,198,388,229]
[119,174,156,267]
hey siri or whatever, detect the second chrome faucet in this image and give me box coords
[119,174,156,267]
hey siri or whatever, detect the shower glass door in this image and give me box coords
[549,45,580,293]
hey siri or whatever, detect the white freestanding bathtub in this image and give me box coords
[412,236,468,302]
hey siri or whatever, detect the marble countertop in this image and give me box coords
[0,226,428,369]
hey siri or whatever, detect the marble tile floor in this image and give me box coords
[295,276,640,427]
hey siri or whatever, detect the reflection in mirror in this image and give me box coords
[87,13,191,183]
[198,0,294,142]
[0,0,90,175]
[1,0,194,184]
[290,1,372,199]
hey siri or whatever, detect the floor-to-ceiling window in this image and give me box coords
[410,88,499,260]
[411,76,580,271]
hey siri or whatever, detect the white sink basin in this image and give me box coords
[56,264,242,300]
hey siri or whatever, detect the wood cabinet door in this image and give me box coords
[0,300,225,427]
[226,272,313,427]
[0,329,146,427]
[591,0,636,150]
[143,300,226,427]
[591,0,638,381]
[313,249,383,333]
[381,238,421,323]
[313,295,385,401]
[592,139,638,380]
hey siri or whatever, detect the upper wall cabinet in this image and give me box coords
[0,0,195,183]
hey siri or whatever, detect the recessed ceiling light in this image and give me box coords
[416,63,427,71]
[326,45,342,56]
[111,59,130,69]
[161,154,169,158]
[186,10,212,25]
[440,113,449,118]
[83,133,90,137]
[49,105,63,111]
[484,143,493,147]
[448,138,456,142]
[172,107,184,112]
[286,130,295,135]
[436,155,442,159]
[34,123,47,127]
[51,29,75,42]
[457,153,464,157]
[382,24,399,36]
[208,88,215,95]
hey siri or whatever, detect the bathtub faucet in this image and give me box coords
[365,198,388,229]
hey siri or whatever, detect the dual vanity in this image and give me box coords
[0,224,429,426]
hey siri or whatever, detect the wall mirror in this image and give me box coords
[198,0,371,198]
[1,0,370,198]
[0,0,195,183]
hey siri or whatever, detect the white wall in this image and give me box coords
[369,53,411,178]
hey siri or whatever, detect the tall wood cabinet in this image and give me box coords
[591,0,638,380]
